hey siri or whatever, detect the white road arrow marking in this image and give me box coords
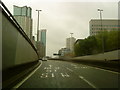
[52,73,55,77]
[61,73,70,78]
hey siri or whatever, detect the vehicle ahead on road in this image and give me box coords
[42,57,48,61]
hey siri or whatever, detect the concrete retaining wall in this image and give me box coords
[73,50,120,61]
[2,7,39,70]
[0,6,2,89]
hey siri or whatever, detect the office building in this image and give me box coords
[36,41,45,59]
[40,29,47,57]
[66,37,76,52]
[58,48,71,57]
[89,19,119,36]
[40,29,47,46]
[13,5,32,39]
[118,1,120,20]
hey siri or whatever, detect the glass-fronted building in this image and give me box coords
[13,5,32,39]
[13,5,32,18]
[40,29,47,57]
[40,29,47,46]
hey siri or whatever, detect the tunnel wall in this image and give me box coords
[2,5,39,70]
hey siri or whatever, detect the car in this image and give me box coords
[42,57,48,61]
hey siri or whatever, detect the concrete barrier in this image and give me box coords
[2,2,39,71]
[68,50,120,72]
[73,50,120,61]
[1,1,40,88]
[0,5,2,89]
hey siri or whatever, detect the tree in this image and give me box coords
[74,30,119,57]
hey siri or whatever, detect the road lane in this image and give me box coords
[19,60,119,88]
[56,61,119,88]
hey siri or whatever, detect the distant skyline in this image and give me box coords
[3,0,119,56]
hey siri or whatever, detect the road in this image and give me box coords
[17,60,119,89]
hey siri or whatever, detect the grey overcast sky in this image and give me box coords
[3,0,119,57]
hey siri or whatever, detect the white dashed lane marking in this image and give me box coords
[79,76,96,88]
[66,68,73,72]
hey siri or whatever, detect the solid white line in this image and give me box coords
[89,66,119,74]
[79,76,96,88]
[75,63,119,74]
[66,68,73,72]
[83,65,120,74]
[13,60,42,88]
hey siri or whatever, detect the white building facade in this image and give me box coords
[66,37,76,52]
[89,19,119,36]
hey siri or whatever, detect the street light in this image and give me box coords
[70,33,73,37]
[36,10,42,41]
[97,8,104,54]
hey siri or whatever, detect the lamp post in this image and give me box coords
[98,8,104,54]
[36,10,42,41]
[70,33,73,37]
